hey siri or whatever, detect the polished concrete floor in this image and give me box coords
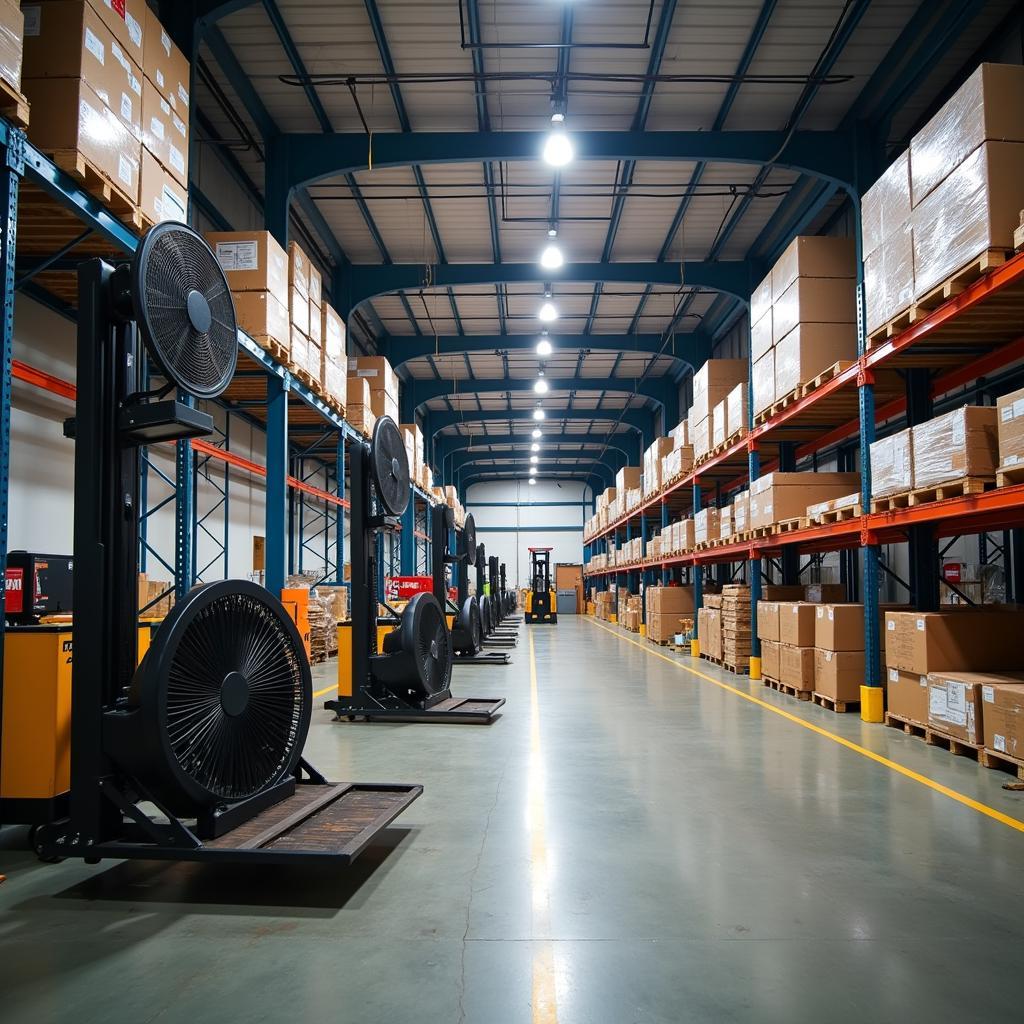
[2,615,1024,1023]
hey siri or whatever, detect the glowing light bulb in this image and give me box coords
[531,443,540,452]
[538,302,558,323]
[543,131,573,168]
[530,455,539,464]
[533,408,545,421]
[539,244,564,270]
[536,339,553,357]
[534,378,549,395]
[532,428,542,439]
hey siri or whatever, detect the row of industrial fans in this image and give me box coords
[15,222,525,868]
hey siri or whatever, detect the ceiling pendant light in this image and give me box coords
[543,113,573,168]
[533,378,549,395]
[532,428,542,439]
[538,301,558,323]
[536,338,553,357]
[539,243,564,270]
[530,455,539,464]
[530,443,540,453]
[528,477,537,485]
[533,407,546,421]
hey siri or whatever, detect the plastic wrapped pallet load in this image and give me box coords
[869,430,913,499]
[911,406,998,489]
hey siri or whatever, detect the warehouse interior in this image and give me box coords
[2,0,1024,1020]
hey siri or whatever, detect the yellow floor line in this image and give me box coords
[313,683,335,699]
[528,631,559,1024]
[588,617,1024,835]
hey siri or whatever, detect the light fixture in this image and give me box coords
[532,428,542,439]
[531,443,540,453]
[533,407,545,421]
[539,244,564,270]
[533,378,549,395]
[547,226,558,238]
[544,289,552,298]
[530,455,539,464]
[538,302,558,323]
[528,477,537,486]
[543,114,573,168]
[536,338,553,357]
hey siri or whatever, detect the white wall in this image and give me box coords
[465,479,590,590]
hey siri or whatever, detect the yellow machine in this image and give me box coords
[524,547,557,624]
[335,620,397,698]
[0,624,153,823]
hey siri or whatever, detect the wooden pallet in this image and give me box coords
[996,463,1024,489]
[798,360,855,397]
[748,524,779,540]
[649,636,675,647]
[884,714,981,760]
[50,150,143,230]
[980,747,1024,781]
[761,386,803,422]
[762,676,812,701]
[817,503,861,525]
[870,476,990,513]
[812,691,860,714]
[867,305,918,349]
[250,336,289,365]
[914,249,1011,312]
[776,516,810,534]
[721,660,747,675]
[0,78,29,129]
[700,653,724,666]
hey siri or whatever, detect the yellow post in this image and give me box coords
[860,685,884,723]
[690,638,700,658]
[749,655,762,681]
[639,623,647,637]
[609,613,617,624]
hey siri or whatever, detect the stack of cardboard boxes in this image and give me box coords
[749,472,860,530]
[0,1,23,100]
[689,360,746,462]
[594,591,615,621]
[400,423,430,491]
[646,586,694,643]
[321,304,347,413]
[997,384,1024,479]
[207,230,290,355]
[346,376,375,437]
[287,242,313,381]
[694,506,720,546]
[870,405,999,503]
[349,355,399,424]
[305,260,323,390]
[751,237,857,418]
[642,437,674,499]
[813,604,865,705]
[713,382,748,448]
[660,438,694,488]
[24,2,189,224]
[721,585,751,669]
[137,571,174,619]
[622,594,643,633]
[756,585,843,687]
[698,594,722,660]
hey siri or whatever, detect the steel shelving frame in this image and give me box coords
[584,248,1024,715]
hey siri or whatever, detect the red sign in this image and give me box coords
[942,562,962,585]
[5,567,23,613]
[385,576,435,601]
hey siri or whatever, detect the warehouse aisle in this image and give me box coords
[2,616,1024,1023]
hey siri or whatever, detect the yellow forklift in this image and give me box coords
[524,547,557,624]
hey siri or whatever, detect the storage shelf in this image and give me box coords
[585,250,1024,550]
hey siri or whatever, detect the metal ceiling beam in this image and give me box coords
[380,332,710,371]
[449,451,627,475]
[458,462,614,489]
[339,260,753,317]
[437,432,639,456]
[425,407,654,440]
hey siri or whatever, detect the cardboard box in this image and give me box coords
[748,472,861,530]
[691,416,710,460]
[753,349,775,415]
[143,6,188,111]
[803,583,847,604]
[647,611,683,643]
[884,610,1024,674]
[141,76,187,185]
[308,296,322,344]
[773,323,858,397]
[691,359,747,425]
[346,404,374,437]
[711,399,727,448]
[289,285,309,336]
[885,667,927,724]
[369,388,399,424]
[981,680,1024,759]
[643,438,674,496]
[751,272,772,328]
[814,603,863,651]
[864,219,915,335]
[761,639,780,680]
[323,357,345,407]
[997,384,1024,472]
[771,235,856,297]
[694,506,719,546]
[24,77,140,200]
[757,601,779,642]
[206,231,288,296]
[861,150,912,258]
[814,649,864,702]
[870,429,913,498]
[778,602,816,648]
[733,490,749,534]
[288,241,310,299]
[322,305,346,364]
[660,445,693,484]
[726,383,747,439]
[926,672,989,744]
[23,3,143,137]
[305,339,322,386]
[615,467,641,493]
[138,148,186,226]
[911,406,998,489]
[772,276,857,344]
[349,356,398,401]
[913,141,1024,299]
[232,290,289,351]
[0,0,23,92]
[648,586,695,614]
[779,644,815,690]
[347,375,371,409]
[669,419,689,449]
[308,262,322,309]
[910,64,1024,207]
[751,310,773,362]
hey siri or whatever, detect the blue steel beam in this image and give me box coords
[339,260,752,317]
[269,129,857,194]
[459,465,614,489]
[426,407,654,440]
[449,451,627,476]
[436,433,640,461]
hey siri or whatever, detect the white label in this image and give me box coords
[995,733,1006,753]
[1007,454,1021,466]
[161,184,186,222]
[792,606,799,614]
[119,94,133,123]
[948,681,967,716]
[85,27,105,64]
[160,97,171,116]
[169,145,185,176]
[156,69,165,89]
[111,41,127,69]
[178,84,190,108]
[117,153,134,186]
[982,685,995,703]
[951,413,966,447]
[828,608,834,621]
[23,5,41,36]
[215,240,259,272]
[825,650,834,663]
[1014,398,1024,419]
[126,13,142,48]
[357,369,378,378]
[161,29,171,58]
[817,607,824,619]
[916,618,925,630]
[149,116,164,141]
[887,620,895,631]
[1002,406,1014,422]
[172,113,186,139]
[129,73,141,97]
[889,668,898,683]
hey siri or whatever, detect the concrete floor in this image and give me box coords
[2,615,1024,1023]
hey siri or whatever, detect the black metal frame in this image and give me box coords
[525,548,557,624]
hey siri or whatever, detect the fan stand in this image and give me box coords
[436,509,510,669]
[325,446,504,724]
[35,252,420,866]
[477,544,518,647]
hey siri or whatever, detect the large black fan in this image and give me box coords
[454,596,482,656]
[371,416,411,516]
[114,580,312,814]
[378,592,452,699]
[480,594,492,636]
[131,221,238,399]
[462,513,476,564]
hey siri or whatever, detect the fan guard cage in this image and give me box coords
[462,514,476,564]
[371,416,411,517]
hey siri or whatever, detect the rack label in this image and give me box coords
[215,240,259,271]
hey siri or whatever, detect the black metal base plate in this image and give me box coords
[0,792,69,826]
[453,651,511,667]
[329,695,505,724]
[40,782,421,866]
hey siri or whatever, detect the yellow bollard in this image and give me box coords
[860,685,884,723]
[639,623,647,637]
[690,638,700,658]
[748,655,762,681]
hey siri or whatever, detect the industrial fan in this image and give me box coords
[432,509,510,670]
[34,222,420,865]
[476,543,517,648]
[325,421,500,722]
